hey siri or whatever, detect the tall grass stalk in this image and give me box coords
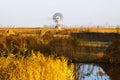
[0,53,74,80]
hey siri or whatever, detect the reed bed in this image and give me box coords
[0,53,74,80]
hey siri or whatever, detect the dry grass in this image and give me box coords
[0,28,120,35]
[0,53,74,80]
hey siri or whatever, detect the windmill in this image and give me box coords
[49,12,63,29]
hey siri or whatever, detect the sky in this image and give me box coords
[0,0,120,27]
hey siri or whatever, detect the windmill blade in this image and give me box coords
[53,13,63,21]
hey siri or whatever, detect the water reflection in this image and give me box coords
[75,63,111,80]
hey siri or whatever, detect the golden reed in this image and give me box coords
[0,53,74,80]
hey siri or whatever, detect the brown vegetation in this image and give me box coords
[0,28,119,63]
[104,40,120,63]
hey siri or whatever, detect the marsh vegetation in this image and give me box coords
[0,28,120,80]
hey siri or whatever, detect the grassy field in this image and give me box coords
[1,27,120,34]
[0,28,120,79]
[0,28,117,61]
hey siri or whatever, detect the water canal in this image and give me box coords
[74,63,120,80]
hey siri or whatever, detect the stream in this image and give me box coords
[74,63,120,80]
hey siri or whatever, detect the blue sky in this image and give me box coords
[0,0,120,27]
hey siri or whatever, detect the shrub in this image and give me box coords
[105,40,120,63]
